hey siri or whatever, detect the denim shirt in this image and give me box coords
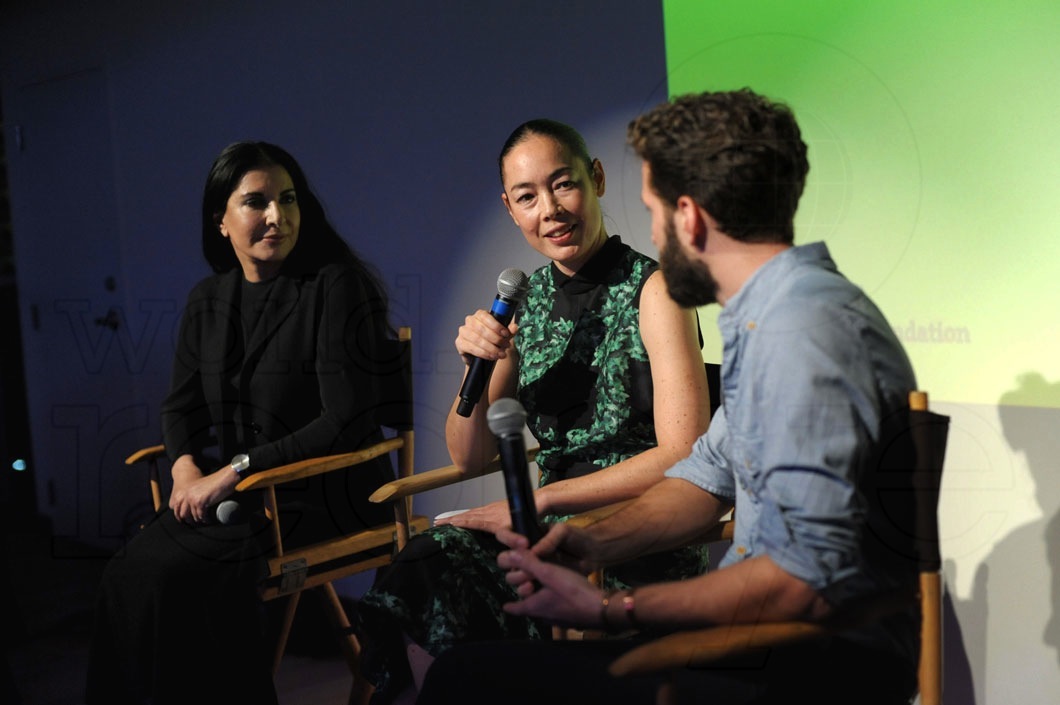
[667,242,917,656]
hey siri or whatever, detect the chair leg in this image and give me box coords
[272,592,301,676]
[918,572,944,705]
[319,583,362,674]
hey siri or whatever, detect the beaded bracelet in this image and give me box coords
[601,588,642,634]
[621,587,641,630]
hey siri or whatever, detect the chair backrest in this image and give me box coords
[370,326,414,432]
[864,391,949,578]
[853,389,949,705]
[704,362,721,417]
[908,391,949,705]
[908,392,948,571]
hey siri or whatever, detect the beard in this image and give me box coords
[660,218,719,308]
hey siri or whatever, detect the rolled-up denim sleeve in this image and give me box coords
[755,465,862,594]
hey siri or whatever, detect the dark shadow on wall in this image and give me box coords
[1046,510,1060,666]
[997,374,1060,667]
[942,557,980,704]
[949,373,1060,703]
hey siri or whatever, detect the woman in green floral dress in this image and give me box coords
[355,119,713,704]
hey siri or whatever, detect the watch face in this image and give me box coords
[231,454,250,474]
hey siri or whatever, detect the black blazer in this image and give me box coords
[161,262,394,537]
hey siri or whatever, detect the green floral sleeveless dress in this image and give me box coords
[355,236,709,702]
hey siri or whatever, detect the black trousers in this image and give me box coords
[85,509,278,705]
[417,633,916,705]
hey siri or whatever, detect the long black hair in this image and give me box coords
[200,141,391,324]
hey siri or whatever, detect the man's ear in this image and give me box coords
[675,195,708,252]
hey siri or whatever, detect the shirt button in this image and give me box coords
[736,545,747,555]
[746,321,756,330]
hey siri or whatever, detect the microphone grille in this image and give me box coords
[216,500,242,525]
[486,397,528,437]
[497,268,529,302]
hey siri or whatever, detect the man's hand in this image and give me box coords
[495,529,605,630]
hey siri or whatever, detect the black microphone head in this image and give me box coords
[487,397,527,438]
[497,268,529,303]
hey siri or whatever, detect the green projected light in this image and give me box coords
[661,0,1060,407]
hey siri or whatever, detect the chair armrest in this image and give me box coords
[125,444,166,466]
[608,586,915,677]
[236,438,405,492]
[609,621,831,676]
[124,444,169,514]
[369,446,540,503]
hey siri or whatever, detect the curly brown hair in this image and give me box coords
[627,88,809,244]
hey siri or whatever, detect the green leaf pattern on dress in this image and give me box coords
[518,251,656,484]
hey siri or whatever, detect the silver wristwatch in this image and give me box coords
[230,453,250,477]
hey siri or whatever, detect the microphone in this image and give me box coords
[214,499,242,525]
[486,397,542,544]
[456,268,529,417]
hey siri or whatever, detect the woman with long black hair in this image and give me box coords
[86,141,396,705]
